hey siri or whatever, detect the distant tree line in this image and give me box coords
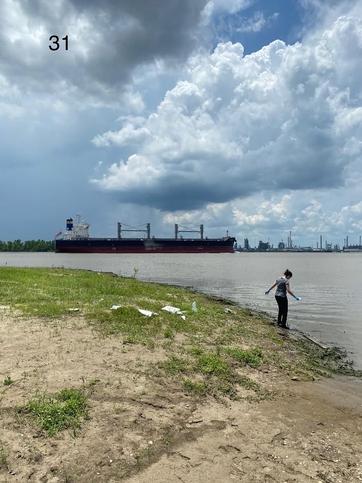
[0,240,54,252]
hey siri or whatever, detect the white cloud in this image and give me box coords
[93,125,149,147]
[92,154,162,190]
[212,10,280,36]
[160,192,361,245]
[235,12,279,33]
[94,12,362,214]
[202,0,254,20]
[0,0,208,108]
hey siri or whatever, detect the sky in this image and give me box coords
[0,0,361,247]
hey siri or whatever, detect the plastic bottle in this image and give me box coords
[192,301,197,312]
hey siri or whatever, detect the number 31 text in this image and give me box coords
[49,35,69,51]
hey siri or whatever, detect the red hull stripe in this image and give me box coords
[56,247,234,253]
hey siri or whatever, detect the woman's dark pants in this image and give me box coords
[275,296,288,327]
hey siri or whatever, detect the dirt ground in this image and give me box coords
[0,309,362,482]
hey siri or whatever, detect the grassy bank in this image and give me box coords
[0,267,357,407]
[1,267,362,481]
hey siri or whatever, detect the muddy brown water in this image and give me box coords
[1,251,361,369]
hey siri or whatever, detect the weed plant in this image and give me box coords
[24,388,88,436]
[3,376,14,386]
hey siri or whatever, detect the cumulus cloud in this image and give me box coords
[0,0,208,106]
[93,117,150,147]
[209,10,279,39]
[202,0,255,20]
[235,12,279,33]
[159,192,361,245]
[93,12,362,211]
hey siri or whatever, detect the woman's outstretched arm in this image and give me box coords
[287,285,300,300]
[265,282,277,294]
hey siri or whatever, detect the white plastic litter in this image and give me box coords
[162,305,183,315]
[162,305,187,319]
[191,301,197,312]
[111,305,122,310]
[138,309,158,317]
[224,308,234,314]
[68,308,80,312]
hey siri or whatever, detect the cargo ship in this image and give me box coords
[55,217,236,253]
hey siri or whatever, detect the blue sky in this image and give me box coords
[0,0,361,247]
[211,0,306,53]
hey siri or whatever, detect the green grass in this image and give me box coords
[182,379,208,395]
[225,347,263,367]
[24,388,88,436]
[0,446,7,470]
[160,347,263,399]
[1,267,359,404]
[3,375,14,386]
[195,352,230,375]
[0,267,221,344]
[162,356,190,375]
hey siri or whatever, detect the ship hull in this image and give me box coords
[55,238,235,254]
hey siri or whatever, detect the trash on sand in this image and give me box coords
[68,308,80,312]
[162,305,187,319]
[162,305,181,314]
[162,305,183,315]
[138,309,158,317]
[224,308,234,314]
[111,305,122,310]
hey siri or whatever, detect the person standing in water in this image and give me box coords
[265,269,300,328]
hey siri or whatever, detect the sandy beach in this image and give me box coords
[1,310,361,482]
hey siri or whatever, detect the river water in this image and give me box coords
[1,252,361,369]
